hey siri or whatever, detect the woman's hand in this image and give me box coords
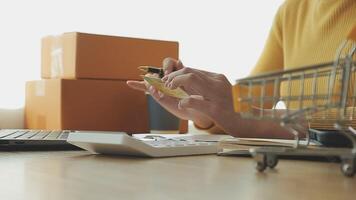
[161,61,240,134]
[126,58,214,129]
[128,57,300,138]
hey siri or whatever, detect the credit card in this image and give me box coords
[143,76,189,99]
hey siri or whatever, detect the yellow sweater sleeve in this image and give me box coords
[197,0,356,134]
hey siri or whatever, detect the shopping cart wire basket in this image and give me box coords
[231,27,356,177]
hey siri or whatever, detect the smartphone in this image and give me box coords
[309,129,352,147]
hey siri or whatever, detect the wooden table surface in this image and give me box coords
[0,150,355,200]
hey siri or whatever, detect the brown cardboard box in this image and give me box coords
[25,79,188,133]
[41,32,179,80]
[25,79,150,133]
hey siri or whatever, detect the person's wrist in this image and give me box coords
[212,109,241,135]
[193,119,214,129]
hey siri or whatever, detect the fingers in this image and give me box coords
[127,80,169,100]
[176,60,184,70]
[162,57,184,75]
[178,95,215,116]
[147,85,192,119]
[167,73,205,95]
[127,80,169,105]
[162,58,227,83]
[163,58,221,79]
[162,67,211,97]
[126,81,147,92]
[163,67,208,84]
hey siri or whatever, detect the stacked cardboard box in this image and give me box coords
[25,32,188,133]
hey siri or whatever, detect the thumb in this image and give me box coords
[163,57,185,75]
[126,81,147,92]
[176,59,184,70]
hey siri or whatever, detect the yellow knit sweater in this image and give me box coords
[204,0,356,134]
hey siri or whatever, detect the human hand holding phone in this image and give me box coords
[126,58,214,129]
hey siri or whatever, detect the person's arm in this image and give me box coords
[191,3,287,135]
[193,121,224,134]
[127,58,215,129]
[127,3,298,138]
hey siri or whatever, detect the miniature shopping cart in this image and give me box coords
[232,28,356,177]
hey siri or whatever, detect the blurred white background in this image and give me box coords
[0,0,283,110]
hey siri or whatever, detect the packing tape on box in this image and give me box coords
[50,35,64,78]
[35,80,45,97]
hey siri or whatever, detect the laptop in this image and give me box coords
[0,129,76,150]
[0,129,232,157]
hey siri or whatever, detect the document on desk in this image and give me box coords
[217,138,320,155]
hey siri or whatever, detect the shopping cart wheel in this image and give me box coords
[266,154,278,169]
[255,154,267,172]
[340,158,355,177]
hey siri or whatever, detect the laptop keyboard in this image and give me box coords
[0,129,71,140]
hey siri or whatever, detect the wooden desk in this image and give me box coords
[0,151,354,200]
